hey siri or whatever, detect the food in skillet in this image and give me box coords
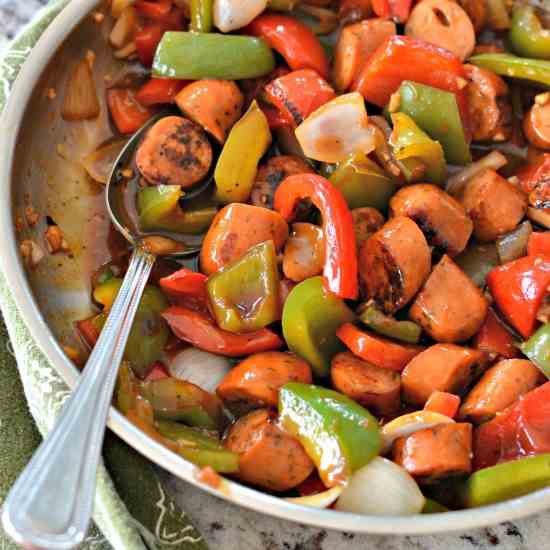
[62,0,550,515]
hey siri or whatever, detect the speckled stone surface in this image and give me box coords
[2,1,550,548]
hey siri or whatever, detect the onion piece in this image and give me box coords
[213,0,268,32]
[380,411,454,455]
[528,206,550,229]
[335,457,425,516]
[496,221,532,264]
[168,347,232,393]
[446,150,507,197]
[295,92,375,163]
[81,139,127,184]
[62,59,101,121]
[110,6,138,49]
[285,486,343,508]
[111,0,135,18]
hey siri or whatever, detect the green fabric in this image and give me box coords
[0,3,207,549]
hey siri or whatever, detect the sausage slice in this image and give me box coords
[352,207,385,249]
[224,409,314,491]
[282,223,324,283]
[359,217,431,314]
[389,184,473,256]
[524,94,550,151]
[410,255,488,343]
[402,344,487,406]
[331,351,401,416]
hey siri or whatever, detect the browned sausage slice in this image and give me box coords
[456,0,487,34]
[459,359,543,424]
[402,344,487,406]
[392,423,473,482]
[224,409,314,491]
[409,255,488,343]
[282,223,324,283]
[352,207,385,250]
[200,204,289,275]
[136,116,213,188]
[389,184,473,256]
[460,169,527,242]
[359,217,431,314]
[524,94,550,151]
[331,351,401,416]
[217,352,312,410]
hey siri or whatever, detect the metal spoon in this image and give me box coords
[2,114,202,550]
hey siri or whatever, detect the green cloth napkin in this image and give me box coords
[0,3,208,549]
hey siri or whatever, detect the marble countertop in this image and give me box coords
[1,1,549,548]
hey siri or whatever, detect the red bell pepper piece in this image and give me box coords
[76,318,100,348]
[135,0,173,20]
[261,104,292,130]
[135,23,164,66]
[162,306,284,356]
[372,0,413,22]
[135,78,187,106]
[246,15,329,80]
[518,154,550,195]
[296,473,328,497]
[144,361,171,381]
[487,256,550,339]
[353,35,469,132]
[159,268,209,313]
[528,232,550,257]
[264,69,336,128]
[336,323,424,371]
[107,89,155,134]
[424,391,461,419]
[473,382,550,470]
[473,307,519,359]
[274,174,358,299]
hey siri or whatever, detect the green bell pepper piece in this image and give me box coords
[190,0,213,32]
[138,185,217,235]
[358,304,421,344]
[267,0,298,10]
[390,113,447,185]
[521,323,550,379]
[509,6,550,61]
[469,53,550,88]
[207,240,280,333]
[395,81,471,166]
[93,277,122,309]
[454,242,499,288]
[282,276,355,377]
[153,32,275,80]
[422,498,449,514]
[461,454,550,508]
[329,153,395,212]
[115,361,140,415]
[279,383,381,487]
[140,378,223,430]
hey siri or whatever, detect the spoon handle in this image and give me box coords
[2,246,155,550]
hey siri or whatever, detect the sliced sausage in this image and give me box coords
[224,408,314,491]
[464,64,512,142]
[405,0,475,61]
[389,184,473,257]
[460,168,528,242]
[456,0,487,34]
[402,344,487,406]
[217,352,312,410]
[359,217,431,314]
[392,423,473,482]
[250,155,314,209]
[331,351,401,416]
[352,207,385,250]
[136,116,213,188]
[459,359,543,424]
[282,223,324,283]
[200,204,289,275]
[410,255,488,343]
[524,94,550,151]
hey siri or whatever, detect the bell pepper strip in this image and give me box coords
[521,323,550,379]
[144,361,171,381]
[455,242,500,288]
[137,185,218,235]
[487,255,550,339]
[116,362,141,415]
[517,153,550,208]
[336,323,424,372]
[76,313,107,348]
[264,69,336,128]
[135,23,165,67]
[528,232,550,257]
[140,377,223,429]
[469,53,550,88]
[261,104,292,130]
[159,268,209,312]
[135,0,173,20]
[281,276,355,377]
[394,81,471,166]
[358,304,421,344]
[279,383,381,487]
[162,305,284,356]
[329,153,395,212]
[462,453,550,508]
[474,308,519,359]
[207,241,280,333]
[296,473,328,497]
[424,392,461,419]
[372,0,413,22]
[190,0,213,32]
[390,113,447,186]
[496,221,533,265]
[274,174,358,299]
[246,15,329,79]
[135,78,187,106]
[153,32,275,80]
[107,89,155,134]
[509,6,550,61]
